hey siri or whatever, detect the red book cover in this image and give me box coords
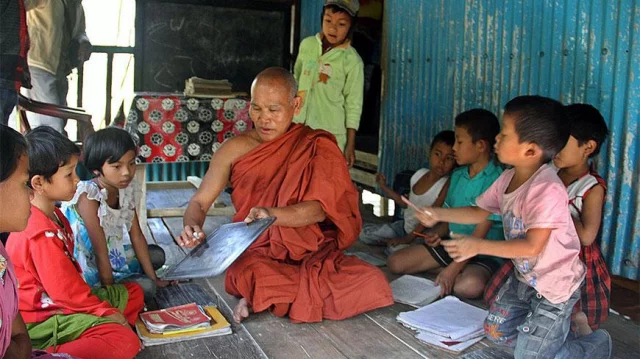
[140,303,211,331]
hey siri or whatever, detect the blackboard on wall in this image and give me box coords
[136,0,292,93]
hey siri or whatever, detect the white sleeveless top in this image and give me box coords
[404,168,449,233]
[566,172,602,219]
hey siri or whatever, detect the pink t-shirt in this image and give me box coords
[476,164,585,303]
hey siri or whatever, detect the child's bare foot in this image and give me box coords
[572,311,593,337]
[233,298,250,323]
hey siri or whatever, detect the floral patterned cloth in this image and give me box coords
[62,180,142,287]
[124,93,252,163]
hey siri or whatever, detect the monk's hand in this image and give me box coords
[441,233,480,262]
[345,147,356,168]
[244,207,271,223]
[154,277,176,288]
[178,224,205,248]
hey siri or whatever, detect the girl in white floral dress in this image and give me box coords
[63,127,171,301]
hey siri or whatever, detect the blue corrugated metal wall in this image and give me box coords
[380,0,638,280]
[300,0,639,279]
[300,1,324,40]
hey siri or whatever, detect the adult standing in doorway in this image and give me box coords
[24,0,92,134]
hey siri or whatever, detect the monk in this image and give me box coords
[178,67,393,323]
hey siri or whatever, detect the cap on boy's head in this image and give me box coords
[25,126,80,181]
[454,109,500,149]
[565,103,609,158]
[325,0,359,16]
[430,130,455,150]
[504,95,569,162]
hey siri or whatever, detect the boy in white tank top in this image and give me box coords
[359,131,455,248]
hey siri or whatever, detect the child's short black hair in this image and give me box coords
[565,103,609,158]
[504,95,570,162]
[454,109,500,149]
[430,130,455,150]
[321,5,357,40]
[0,125,29,182]
[83,127,137,174]
[25,126,81,181]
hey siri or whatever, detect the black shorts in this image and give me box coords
[423,242,502,275]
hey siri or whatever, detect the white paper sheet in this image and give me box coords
[390,275,441,307]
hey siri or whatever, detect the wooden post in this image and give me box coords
[380,197,389,218]
[135,164,153,241]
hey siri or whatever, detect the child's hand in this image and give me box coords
[375,173,387,187]
[435,265,460,297]
[178,225,205,248]
[345,148,356,168]
[441,233,480,262]
[413,208,440,228]
[401,197,439,227]
[422,232,442,247]
[154,278,176,288]
[387,236,412,247]
[105,311,128,326]
[412,231,441,247]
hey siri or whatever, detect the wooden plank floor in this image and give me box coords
[136,186,640,359]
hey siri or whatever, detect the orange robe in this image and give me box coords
[225,124,393,323]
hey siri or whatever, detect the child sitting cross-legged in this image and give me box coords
[62,127,172,302]
[359,130,455,249]
[387,109,504,299]
[7,127,143,359]
[415,96,611,358]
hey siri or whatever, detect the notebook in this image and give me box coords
[161,217,276,280]
[136,306,231,346]
[140,303,211,334]
[390,275,441,307]
[397,296,488,340]
[415,328,484,353]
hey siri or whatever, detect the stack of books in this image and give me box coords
[396,296,487,353]
[184,77,234,97]
[136,303,231,346]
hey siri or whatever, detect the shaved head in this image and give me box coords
[251,67,298,103]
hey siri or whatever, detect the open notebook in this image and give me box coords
[390,275,441,307]
[161,217,276,280]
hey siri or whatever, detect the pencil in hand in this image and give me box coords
[401,196,433,216]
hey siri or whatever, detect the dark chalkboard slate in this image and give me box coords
[136,0,292,92]
[154,282,218,308]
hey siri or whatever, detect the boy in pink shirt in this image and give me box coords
[414,96,611,358]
